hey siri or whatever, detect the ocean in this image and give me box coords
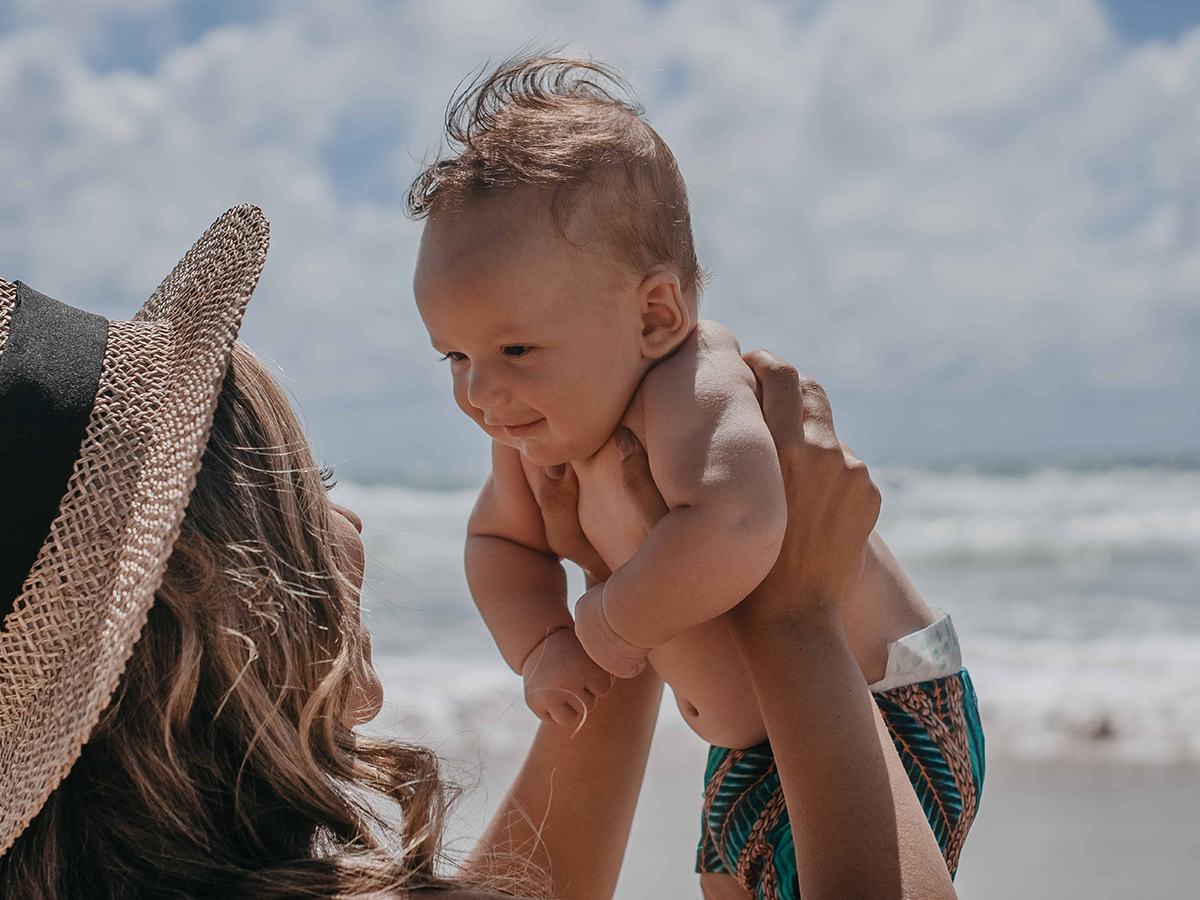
[336,463,1200,769]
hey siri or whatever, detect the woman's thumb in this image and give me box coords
[614,428,668,532]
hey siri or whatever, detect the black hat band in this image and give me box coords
[0,282,108,619]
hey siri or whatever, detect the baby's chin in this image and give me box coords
[519,447,568,467]
[487,428,592,467]
[508,438,573,467]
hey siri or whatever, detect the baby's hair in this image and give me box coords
[407,54,706,297]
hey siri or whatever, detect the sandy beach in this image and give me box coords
[952,759,1200,899]
[406,693,1200,899]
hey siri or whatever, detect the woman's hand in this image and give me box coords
[731,350,881,632]
[526,430,670,586]
[528,462,612,586]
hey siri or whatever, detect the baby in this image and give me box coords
[410,57,984,896]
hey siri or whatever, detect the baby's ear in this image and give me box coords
[637,269,691,360]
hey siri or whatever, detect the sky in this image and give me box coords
[1,0,1198,483]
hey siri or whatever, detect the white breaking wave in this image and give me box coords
[876,465,1200,562]
[967,634,1200,765]
[334,467,1200,765]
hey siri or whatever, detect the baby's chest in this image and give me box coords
[572,443,651,571]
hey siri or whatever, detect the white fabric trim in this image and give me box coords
[867,612,962,694]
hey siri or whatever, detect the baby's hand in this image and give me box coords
[521,628,615,727]
[574,583,652,679]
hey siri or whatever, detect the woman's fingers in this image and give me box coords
[798,375,838,450]
[531,428,666,569]
[614,428,669,536]
[741,349,804,457]
[535,459,578,511]
[735,350,885,624]
[742,349,841,464]
[532,462,612,582]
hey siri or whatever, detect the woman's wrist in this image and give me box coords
[728,585,845,648]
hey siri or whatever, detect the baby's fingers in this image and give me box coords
[535,695,581,727]
[551,699,583,726]
[585,667,616,700]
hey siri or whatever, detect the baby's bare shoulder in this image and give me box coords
[636,320,783,508]
[640,319,756,412]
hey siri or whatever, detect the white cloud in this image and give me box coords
[0,0,1198,477]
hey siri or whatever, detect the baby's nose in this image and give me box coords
[466,364,510,409]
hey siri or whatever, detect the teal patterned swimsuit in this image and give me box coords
[696,615,985,900]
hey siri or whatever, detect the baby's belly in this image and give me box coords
[649,617,767,749]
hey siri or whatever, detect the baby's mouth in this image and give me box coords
[500,418,545,438]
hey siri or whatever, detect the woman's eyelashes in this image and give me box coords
[502,345,532,357]
[440,351,467,363]
[318,464,338,492]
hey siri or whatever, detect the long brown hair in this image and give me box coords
[0,344,480,898]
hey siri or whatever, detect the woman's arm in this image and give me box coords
[464,667,662,900]
[732,609,953,900]
[727,352,955,900]
[462,452,667,900]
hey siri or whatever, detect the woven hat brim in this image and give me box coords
[0,204,269,857]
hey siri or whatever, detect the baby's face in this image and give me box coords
[414,201,651,466]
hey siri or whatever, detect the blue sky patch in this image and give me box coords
[1102,0,1200,44]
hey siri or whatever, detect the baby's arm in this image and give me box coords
[468,440,612,723]
[576,323,788,675]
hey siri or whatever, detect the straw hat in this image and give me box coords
[0,203,270,856]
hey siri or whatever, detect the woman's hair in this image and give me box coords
[0,344,519,899]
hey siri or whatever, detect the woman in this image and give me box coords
[0,206,954,899]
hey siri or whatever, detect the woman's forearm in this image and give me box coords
[730,606,956,900]
[465,667,663,900]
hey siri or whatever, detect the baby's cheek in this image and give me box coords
[453,383,484,423]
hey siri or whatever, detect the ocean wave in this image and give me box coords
[337,472,1200,767]
[876,466,1200,566]
[966,634,1200,765]
[333,469,1200,568]
[366,634,1200,767]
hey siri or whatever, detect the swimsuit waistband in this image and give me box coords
[867,611,962,694]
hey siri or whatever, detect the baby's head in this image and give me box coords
[410,56,704,466]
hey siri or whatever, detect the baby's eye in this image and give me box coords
[502,345,532,358]
[441,351,468,363]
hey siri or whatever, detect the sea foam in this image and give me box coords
[335,465,1200,765]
